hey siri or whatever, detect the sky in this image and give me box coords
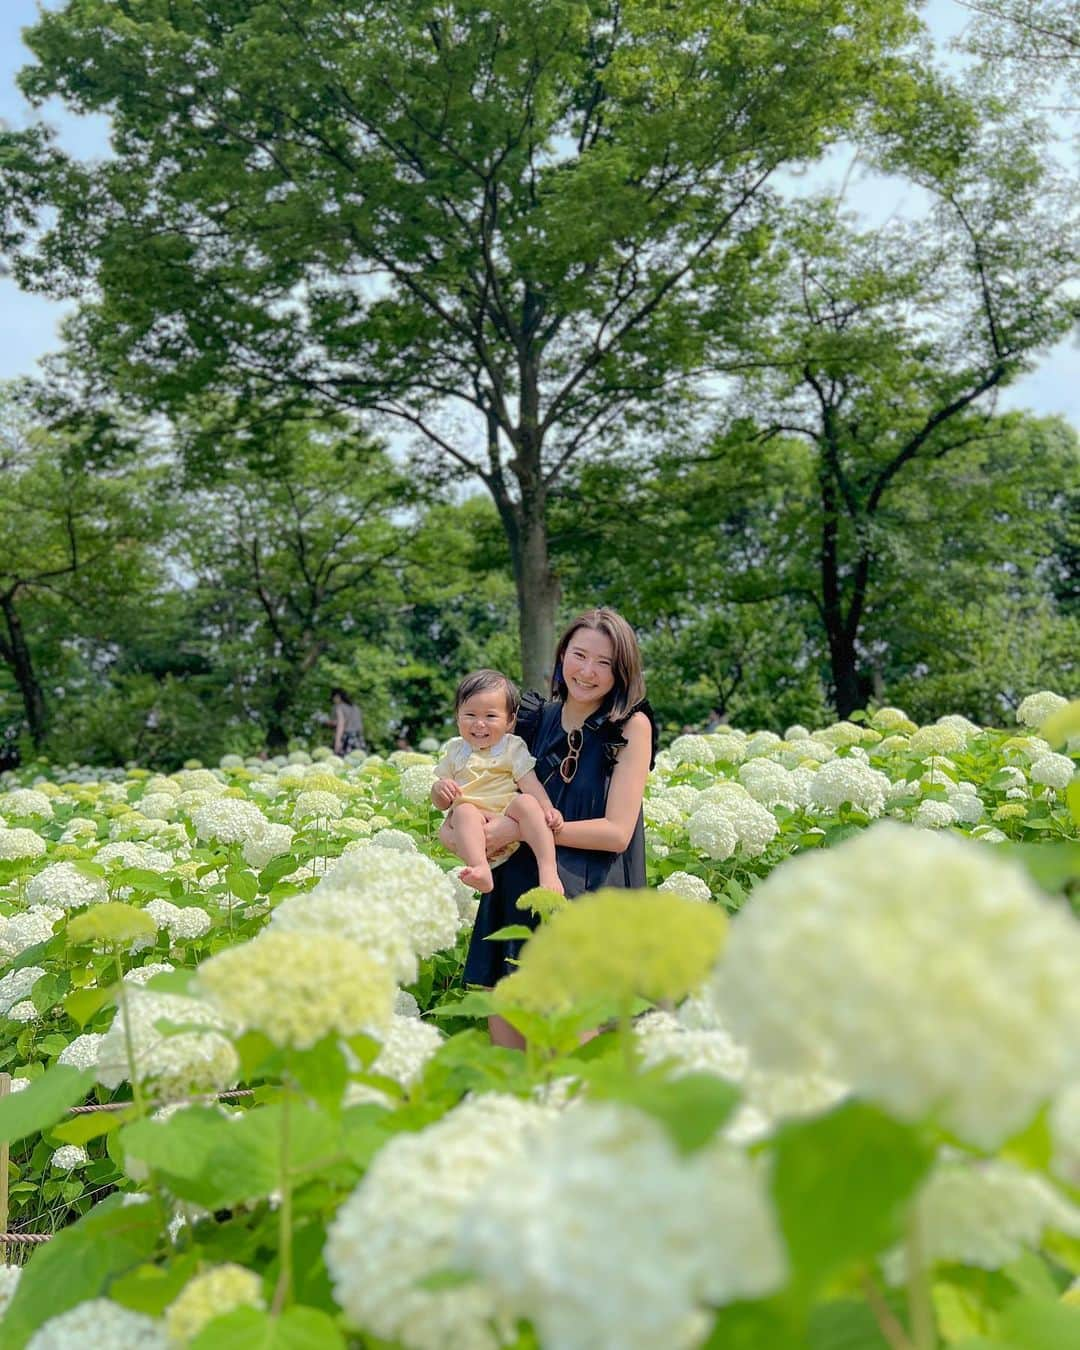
[0,0,1076,429]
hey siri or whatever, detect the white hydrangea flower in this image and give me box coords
[815,723,864,756]
[713,823,1080,1148]
[145,899,212,942]
[0,827,46,860]
[870,707,915,733]
[656,871,712,903]
[293,790,344,822]
[0,965,45,1016]
[368,827,419,853]
[444,867,480,928]
[173,768,225,793]
[687,803,737,861]
[876,734,911,754]
[124,962,175,987]
[0,788,54,819]
[418,737,440,753]
[668,734,716,766]
[94,842,172,872]
[1030,752,1076,791]
[784,724,810,739]
[135,793,176,821]
[970,825,1007,844]
[242,822,294,870]
[398,764,438,805]
[883,1156,1080,1283]
[50,1144,89,1171]
[744,730,783,757]
[643,797,684,827]
[96,988,239,1099]
[1016,691,1068,728]
[946,791,985,825]
[706,733,746,764]
[738,760,797,808]
[7,1000,39,1023]
[657,785,700,814]
[394,989,421,1018]
[272,889,419,984]
[196,930,393,1049]
[908,724,966,757]
[808,758,890,817]
[325,1094,555,1350]
[310,848,459,960]
[0,1263,22,1317]
[913,799,959,830]
[0,905,63,959]
[25,861,109,911]
[457,1102,786,1350]
[26,1299,167,1349]
[191,797,268,844]
[58,1032,105,1071]
[164,1264,264,1344]
[715,795,779,857]
[345,1013,444,1107]
[936,714,982,740]
[59,816,98,842]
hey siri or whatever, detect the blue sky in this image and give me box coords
[1,0,1076,428]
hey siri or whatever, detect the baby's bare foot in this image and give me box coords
[538,869,565,896]
[461,863,494,894]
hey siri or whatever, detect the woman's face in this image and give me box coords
[561,627,616,707]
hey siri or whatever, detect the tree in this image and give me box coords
[956,0,1079,104]
[0,386,163,749]
[174,425,418,750]
[0,0,926,687]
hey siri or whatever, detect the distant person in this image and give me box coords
[330,688,366,755]
[704,707,727,733]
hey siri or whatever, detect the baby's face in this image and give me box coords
[457,689,513,750]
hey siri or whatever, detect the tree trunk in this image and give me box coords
[516,517,561,695]
[0,594,47,748]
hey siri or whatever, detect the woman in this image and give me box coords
[463,608,656,1048]
[330,688,366,756]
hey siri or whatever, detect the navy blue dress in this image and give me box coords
[462,692,658,987]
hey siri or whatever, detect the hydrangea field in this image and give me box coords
[0,693,1078,1349]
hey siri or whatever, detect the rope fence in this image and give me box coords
[0,1075,257,1248]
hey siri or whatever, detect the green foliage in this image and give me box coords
[0,1064,95,1146]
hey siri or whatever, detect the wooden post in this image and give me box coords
[0,1071,10,1242]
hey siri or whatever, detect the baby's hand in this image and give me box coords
[545,807,564,832]
[432,778,460,810]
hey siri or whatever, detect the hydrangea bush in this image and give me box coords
[0,697,1076,1347]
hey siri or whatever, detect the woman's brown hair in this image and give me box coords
[551,608,645,722]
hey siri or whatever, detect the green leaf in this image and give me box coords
[581,1062,739,1153]
[68,902,157,946]
[0,1064,95,1146]
[143,968,197,996]
[110,1253,201,1315]
[53,1107,132,1146]
[30,969,70,1014]
[427,989,496,1019]
[484,924,534,941]
[999,1296,1080,1349]
[286,1034,347,1117]
[190,1305,345,1349]
[258,853,300,890]
[997,841,1080,894]
[0,1193,164,1348]
[225,866,259,905]
[770,1101,934,1300]
[1039,699,1080,748]
[63,983,117,1028]
[1067,780,1080,829]
[110,867,170,893]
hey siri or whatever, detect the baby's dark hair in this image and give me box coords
[454,669,520,719]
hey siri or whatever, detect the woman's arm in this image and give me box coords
[552,712,652,853]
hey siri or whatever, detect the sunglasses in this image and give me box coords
[559,728,583,783]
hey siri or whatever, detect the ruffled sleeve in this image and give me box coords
[599,699,660,770]
[507,734,538,782]
[514,690,546,752]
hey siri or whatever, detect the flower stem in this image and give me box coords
[905,1210,937,1350]
[271,1084,293,1316]
[863,1274,915,1350]
[113,946,145,1121]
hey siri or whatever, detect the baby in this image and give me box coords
[431,669,564,895]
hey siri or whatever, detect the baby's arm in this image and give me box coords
[516,769,563,831]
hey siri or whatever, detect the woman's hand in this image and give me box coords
[483,812,520,858]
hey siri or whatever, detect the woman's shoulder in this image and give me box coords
[605,700,659,769]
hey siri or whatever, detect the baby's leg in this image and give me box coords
[441,803,494,893]
[505,795,564,895]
